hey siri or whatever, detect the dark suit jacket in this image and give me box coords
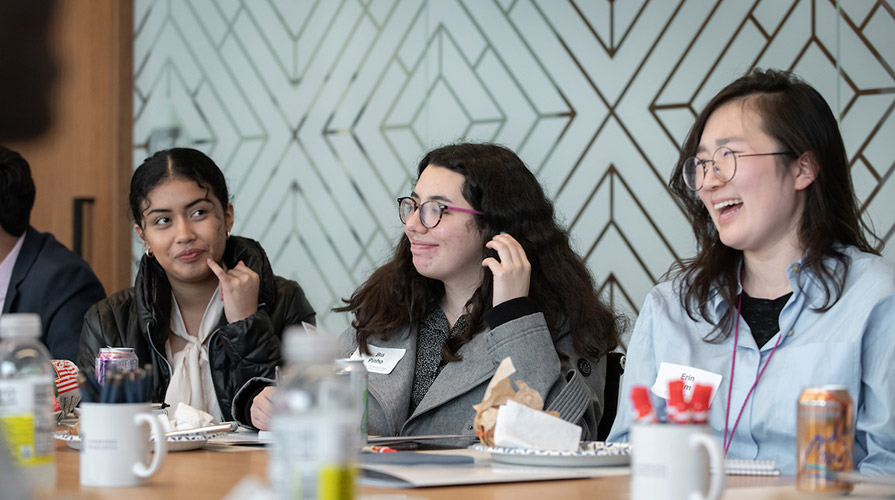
[2,226,106,360]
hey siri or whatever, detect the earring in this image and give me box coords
[227,231,231,239]
[145,247,153,258]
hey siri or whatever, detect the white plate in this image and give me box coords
[53,430,227,452]
[473,441,631,467]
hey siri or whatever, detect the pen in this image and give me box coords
[77,372,98,403]
[667,380,691,424]
[362,445,397,453]
[835,470,895,486]
[142,364,153,402]
[164,422,238,438]
[631,385,658,423]
[690,384,712,425]
[123,371,137,403]
[101,373,122,404]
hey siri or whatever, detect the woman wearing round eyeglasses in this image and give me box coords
[240,142,623,437]
[608,69,895,474]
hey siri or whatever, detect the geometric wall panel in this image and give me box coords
[134,0,895,340]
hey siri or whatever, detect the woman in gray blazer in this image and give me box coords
[246,143,623,439]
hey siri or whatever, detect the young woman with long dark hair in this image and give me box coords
[79,148,315,421]
[244,143,623,437]
[609,69,895,474]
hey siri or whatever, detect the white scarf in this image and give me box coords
[164,288,224,422]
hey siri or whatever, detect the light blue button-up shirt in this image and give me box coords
[609,246,895,474]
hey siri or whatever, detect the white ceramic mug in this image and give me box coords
[79,402,168,487]
[630,424,724,500]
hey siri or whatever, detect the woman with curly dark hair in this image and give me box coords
[243,143,623,438]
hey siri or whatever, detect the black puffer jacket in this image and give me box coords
[78,236,315,420]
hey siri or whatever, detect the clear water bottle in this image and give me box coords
[268,327,356,500]
[0,313,57,493]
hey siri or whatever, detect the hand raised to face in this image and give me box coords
[206,258,260,324]
[482,233,531,307]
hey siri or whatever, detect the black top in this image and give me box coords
[79,236,316,422]
[408,296,535,414]
[410,309,468,414]
[740,291,792,348]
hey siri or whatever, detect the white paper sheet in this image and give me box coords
[358,448,628,488]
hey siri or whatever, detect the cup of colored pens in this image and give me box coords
[630,381,713,425]
[77,364,154,404]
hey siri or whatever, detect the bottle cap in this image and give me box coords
[0,313,42,339]
[281,325,339,364]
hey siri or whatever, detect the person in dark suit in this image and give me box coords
[0,145,106,361]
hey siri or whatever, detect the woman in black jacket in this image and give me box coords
[78,148,315,421]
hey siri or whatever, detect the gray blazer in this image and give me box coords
[340,312,607,439]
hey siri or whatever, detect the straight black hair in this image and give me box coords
[130,148,230,227]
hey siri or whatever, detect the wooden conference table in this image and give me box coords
[45,440,801,500]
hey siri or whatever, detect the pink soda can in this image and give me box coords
[95,347,138,386]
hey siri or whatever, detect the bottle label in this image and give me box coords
[319,464,356,500]
[269,412,355,500]
[0,376,55,467]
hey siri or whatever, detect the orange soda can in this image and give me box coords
[796,386,853,493]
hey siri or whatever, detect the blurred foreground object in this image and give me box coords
[0,0,56,140]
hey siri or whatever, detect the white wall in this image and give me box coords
[133,0,895,335]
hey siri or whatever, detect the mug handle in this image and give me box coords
[688,433,725,500]
[132,412,168,478]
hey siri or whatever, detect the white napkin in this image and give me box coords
[152,403,215,439]
[172,402,214,429]
[493,400,582,451]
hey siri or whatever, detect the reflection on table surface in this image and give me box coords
[44,440,895,500]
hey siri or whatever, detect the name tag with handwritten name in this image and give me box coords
[651,362,722,403]
[348,345,406,374]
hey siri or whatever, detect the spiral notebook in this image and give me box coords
[723,459,780,476]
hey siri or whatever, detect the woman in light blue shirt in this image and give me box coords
[608,69,895,474]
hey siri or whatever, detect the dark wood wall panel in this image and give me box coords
[7,0,133,295]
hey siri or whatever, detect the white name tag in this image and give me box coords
[348,344,406,375]
[651,362,723,403]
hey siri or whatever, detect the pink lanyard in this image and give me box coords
[722,290,784,455]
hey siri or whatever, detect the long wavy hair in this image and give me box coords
[336,143,623,361]
[668,68,880,342]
